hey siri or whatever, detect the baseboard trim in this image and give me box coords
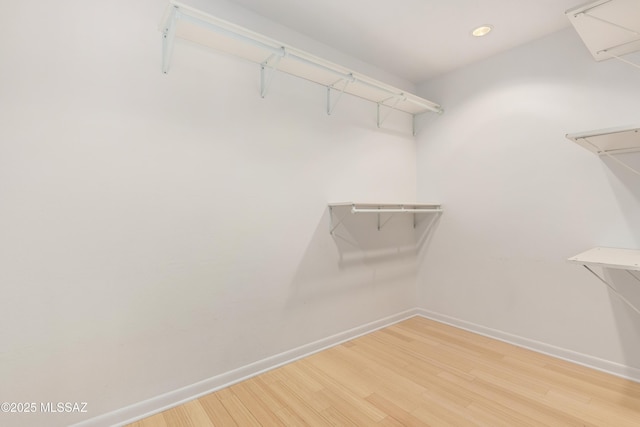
[70,308,419,427]
[71,306,640,426]
[416,308,640,384]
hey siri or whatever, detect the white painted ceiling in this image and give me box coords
[226,0,587,84]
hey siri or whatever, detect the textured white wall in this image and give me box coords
[416,28,640,373]
[0,1,419,425]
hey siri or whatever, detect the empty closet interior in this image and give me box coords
[1,0,640,426]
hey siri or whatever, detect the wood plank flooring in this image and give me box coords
[127,316,640,426]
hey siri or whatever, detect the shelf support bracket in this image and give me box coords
[601,52,640,71]
[580,136,640,177]
[260,48,285,98]
[328,205,363,247]
[161,6,179,74]
[414,208,443,228]
[412,112,428,136]
[582,265,640,316]
[377,95,404,128]
[378,211,396,230]
[326,74,354,115]
[329,206,350,235]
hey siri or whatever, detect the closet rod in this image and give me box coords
[351,208,443,213]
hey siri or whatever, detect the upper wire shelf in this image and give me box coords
[160,1,443,134]
[566,0,640,69]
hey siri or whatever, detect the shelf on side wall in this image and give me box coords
[568,247,640,271]
[566,0,640,64]
[566,125,640,176]
[568,247,640,315]
[566,125,640,155]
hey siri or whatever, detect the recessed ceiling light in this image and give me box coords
[472,25,493,37]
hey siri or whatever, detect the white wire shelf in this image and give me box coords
[568,247,640,271]
[568,247,640,315]
[566,125,640,155]
[566,0,640,68]
[566,125,640,176]
[328,202,443,214]
[328,202,443,233]
[160,1,443,134]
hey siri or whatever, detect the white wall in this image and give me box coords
[0,1,420,425]
[7,1,639,425]
[416,28,640,375]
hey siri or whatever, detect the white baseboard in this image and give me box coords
[416,308,640,384]
[72,306,640,427]
[70,308,419,427]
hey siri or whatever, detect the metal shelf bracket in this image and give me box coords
[605,53,640,70]
[377,95,405,128]
[260,48,285,98]
[579,135,640,177]
[581,9,640,70]
[569,1,640,71]
[581,265,640,316]
[378,211,396,231]
[161,6,179,74]
[329,206,349,235]
[412,112,427,137]
[326,74,354,115]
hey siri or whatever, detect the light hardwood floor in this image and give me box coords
[128,316,640,426]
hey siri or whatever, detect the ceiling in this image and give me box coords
[225,0,587,84]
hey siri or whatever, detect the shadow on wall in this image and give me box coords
[598,153,640,384]
[329,205,440,264]
[600,269,640,371]
[602,152,640,243]
[285,206,442,306]
[329,205,442,268]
